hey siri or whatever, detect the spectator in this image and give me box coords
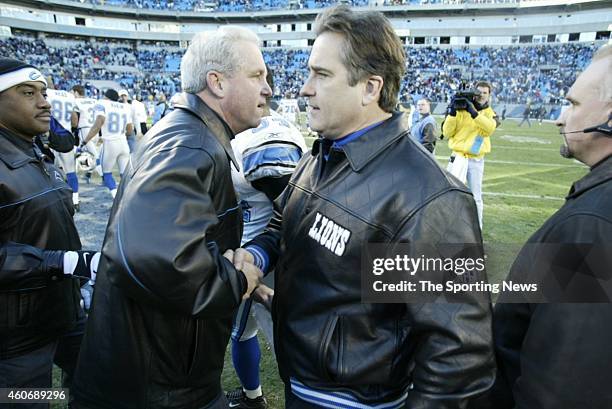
[152,91,170,124]
[409,97,438,153]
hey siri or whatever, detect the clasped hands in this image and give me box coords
[223,248,273,303]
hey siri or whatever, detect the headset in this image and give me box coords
[559,114,612,158]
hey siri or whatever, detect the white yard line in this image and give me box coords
[483,191,564,201]
[435,156,585,168]
[493,145,558,151]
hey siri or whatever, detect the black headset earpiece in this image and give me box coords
[583,113,612,136]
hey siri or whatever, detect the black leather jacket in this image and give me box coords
[0,128,82,359]
[493,154,612,409]
[250,113,495,408]
[73,93,246,409]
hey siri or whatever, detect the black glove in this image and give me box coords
[72,128,80,146]
[447,97,457,117]
[466,100,479,119]
[63,251,100,280]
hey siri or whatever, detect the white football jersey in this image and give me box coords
[74,97,98,134]
[47,89,77,130]
[93,99,132,141]
[231,111,307,244]
[277,99,300,126]
[131,99,148,124]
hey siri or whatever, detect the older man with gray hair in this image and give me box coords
[491,44,612,409]
[72,26,270,409]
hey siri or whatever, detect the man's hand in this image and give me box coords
[240,261,263,300]
[230,248,255,271]
[252,284,274,311]
[223,249,261,299]
[466,100,479,119]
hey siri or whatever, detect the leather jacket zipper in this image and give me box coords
[32,145,50,178]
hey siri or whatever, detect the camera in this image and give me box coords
[453,83,481,110]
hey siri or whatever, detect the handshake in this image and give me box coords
[223,248,273,305]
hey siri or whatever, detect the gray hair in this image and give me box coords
[181,26,261,94]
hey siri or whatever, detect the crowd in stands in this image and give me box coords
[74,0,533,12]
[399,43,595,105]
[1,36,181,100]
[0,35,597,107]
[268,43,596,106]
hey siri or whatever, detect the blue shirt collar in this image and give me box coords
[322,120,386,161]
[331,120,386,149]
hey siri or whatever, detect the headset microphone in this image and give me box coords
[559,115,612,158]
[561,126,612,136]
[560,143,572,159]
[559,116,612,137]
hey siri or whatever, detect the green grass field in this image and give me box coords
[53,117,588,409]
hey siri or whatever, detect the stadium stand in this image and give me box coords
[62,0,563,12]
[0,34,598,111]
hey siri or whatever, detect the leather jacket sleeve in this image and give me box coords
[397,189,495,409]
[103,146,246,317]
[0,242,64,291]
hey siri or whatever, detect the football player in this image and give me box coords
[227,71,307,409]
[47,86,80,210]
[80,88,133,198]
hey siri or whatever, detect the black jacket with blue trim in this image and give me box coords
[0,127,82,359]
[72,93,246,409]
[249,112,495,408]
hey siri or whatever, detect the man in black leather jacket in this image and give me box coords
[72,26,270,409]
[229,7,495,409]
[492,44,612,409]
[0,58,99,407]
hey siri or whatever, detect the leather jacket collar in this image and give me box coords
[311,112,408,172]
[172,92,239,169]
[567,154,612,199]
[0,127,37,169]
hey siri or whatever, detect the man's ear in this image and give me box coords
[363,75,384,106]
[206,71,225,98]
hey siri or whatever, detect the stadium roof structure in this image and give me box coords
[5,0,612,23]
